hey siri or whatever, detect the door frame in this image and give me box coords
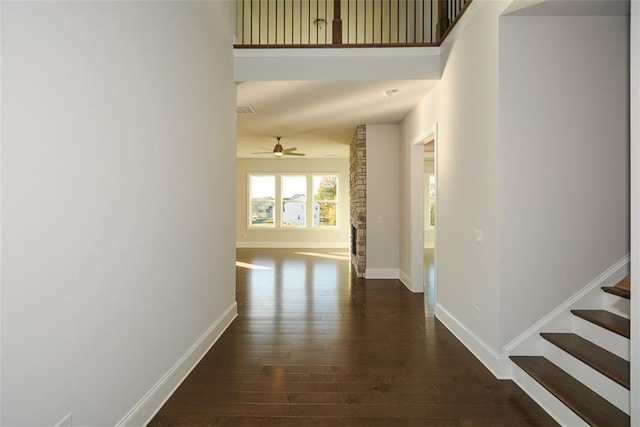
[409,122,438,295]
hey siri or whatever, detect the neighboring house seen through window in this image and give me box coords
[282,176,307,227]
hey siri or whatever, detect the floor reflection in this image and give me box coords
[424,248,435,314]
[148,247,559,426]
[294,251,350,261]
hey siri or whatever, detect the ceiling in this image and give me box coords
[236,80,436,159]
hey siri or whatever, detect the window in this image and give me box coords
[313,175,338,227]
[248,173,340,229]
[281,176,306,227]
[250,175,275,227]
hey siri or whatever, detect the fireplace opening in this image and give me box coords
[351,225,357,256]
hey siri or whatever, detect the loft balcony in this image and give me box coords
[234,0,472,48]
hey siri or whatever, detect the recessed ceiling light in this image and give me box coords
[383,89,399,98]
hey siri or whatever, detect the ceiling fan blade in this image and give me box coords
[251,151,273,154]
[283,147,298,153]
[283,152,306,156]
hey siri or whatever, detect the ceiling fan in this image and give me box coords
[252,137,306,157]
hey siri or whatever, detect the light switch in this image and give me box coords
[474,229,483,244]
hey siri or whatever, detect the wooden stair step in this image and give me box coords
[541,332,629,389]
[614,276,630,292]
[571,309,630,339]
[602,286,630,300]
[510,356,630,427]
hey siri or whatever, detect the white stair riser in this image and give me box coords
[572,317,630,361]
[511,363,589,427]
[603,293,630,318]
[543,341,630,414]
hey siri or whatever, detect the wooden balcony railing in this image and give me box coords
[234,0,471,47]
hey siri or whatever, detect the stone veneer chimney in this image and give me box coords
[350,125,366,277]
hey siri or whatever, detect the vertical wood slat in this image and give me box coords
[234,0,469,46]
[333,0,343,43]
[437,0,449,41]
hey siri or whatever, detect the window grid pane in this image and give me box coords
[313,175,338,227]
[250,175,275,227]
[281,176,307,227]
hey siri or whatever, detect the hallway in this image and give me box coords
[149,249,556,426]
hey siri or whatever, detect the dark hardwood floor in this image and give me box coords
[149,248,558,426]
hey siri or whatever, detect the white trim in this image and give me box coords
[236,241,348,249]
[399,270,414,292]
[365,268,399,279]
[435,304,510,379]
[54,413,72,427]
[409,129,434,147]
[504,254,630,356]
[116,302,238,427]
[234,46,440,58]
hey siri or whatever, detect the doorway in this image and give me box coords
[423,139,436,313]
[409,125,437,308]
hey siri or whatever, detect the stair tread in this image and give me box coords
[602,286,631,300]
[510,356,629,427]
[614,276,631,293]
[541,332,629,389]
[571,309,630,338]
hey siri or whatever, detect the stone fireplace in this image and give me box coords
[350,125,366,277]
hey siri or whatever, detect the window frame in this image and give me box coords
[312,174,339,228]
[280,175,308,228]
[247,172,340,230]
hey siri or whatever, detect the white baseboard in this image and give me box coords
[399,270,414,292]
[237,241,349,249]
[399,270,424,293]
[435,304,510,379]
[365,268,399,279]
[116,302,238,427]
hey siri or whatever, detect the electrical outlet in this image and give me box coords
[473,229,483,244]
[55,413,72,427]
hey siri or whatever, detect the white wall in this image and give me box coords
[1,3,237,425]
[402,0,504,354]
[366,125,400,278]
[234,47,441,81]
[0,1,4,421]
[498,15,630,347]
[400,1,630,374]
[630,2,639,424]
[424,157,435,248]
[236,158,350,248]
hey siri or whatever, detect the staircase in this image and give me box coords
[510,276,631,427]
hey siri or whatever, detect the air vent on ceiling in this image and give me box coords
[237,104,256,114]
